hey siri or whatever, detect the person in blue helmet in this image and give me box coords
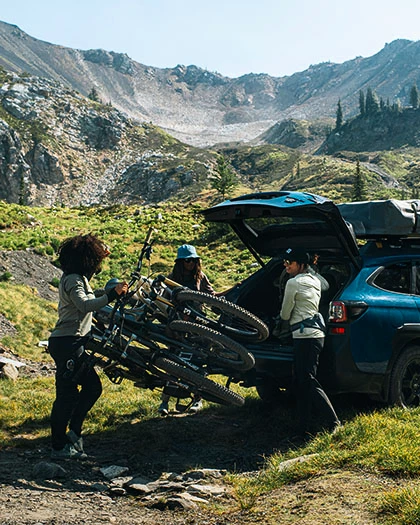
[168,244,215,294]
[158,244,215,415]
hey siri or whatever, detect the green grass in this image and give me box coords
[228,406,420,515]
[2,199,420,523]
[380,486,420,524]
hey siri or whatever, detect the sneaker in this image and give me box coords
[51,443,87,460]
[189,399,203,413]
[67,430,84,453]
[331,421,342,435]
[158,400,169,416]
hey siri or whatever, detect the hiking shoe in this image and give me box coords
[158,400,169,416]
[67,430,84,453]
[51,443,87,460]
[189,399,203,413]
[331,421,342,435]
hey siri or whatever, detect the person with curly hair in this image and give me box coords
[48,234,128,460]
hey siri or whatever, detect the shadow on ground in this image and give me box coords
[1,392,382,489]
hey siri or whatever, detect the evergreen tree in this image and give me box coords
[335,99,343,130]
[392,99,402,113]
[211,156,237,199]
[359,90,365,116]
[352,159,367,202]
[365,87,380,115]
[88,87,101,102]
[410,84,419,109]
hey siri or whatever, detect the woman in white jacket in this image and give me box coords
[280,247,340,436]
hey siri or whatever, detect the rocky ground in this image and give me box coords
[0,250,399,524]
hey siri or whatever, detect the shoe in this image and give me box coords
[51,443,87,460]
[331,421,342,435]
[67,430,84,453]
[158,401,169,416]
[189,399,203,413]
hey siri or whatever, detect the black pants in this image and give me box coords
[293,337,339,433]
[49,336,102,450]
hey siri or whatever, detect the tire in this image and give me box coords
[174,290,269,342]
[154,357,245,407]
[169,320,255,371]
[389,345,420,407]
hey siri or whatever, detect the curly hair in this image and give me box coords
[171,259,203,286]
[57,234,109,279]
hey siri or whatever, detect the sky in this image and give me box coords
[1,0,420,79]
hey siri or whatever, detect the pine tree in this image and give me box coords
[410,84,419,109]
[335,99,343,130]
[365,87,380,115]
[211,156,237,199]
[352,159,366,202]
[88,87,101,102]
[359,90,365,116]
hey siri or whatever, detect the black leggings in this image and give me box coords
[49,336,102,450]
[293,337,339,432]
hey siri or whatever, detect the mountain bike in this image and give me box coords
[85,227,269,406]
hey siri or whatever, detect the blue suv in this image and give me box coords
[203,191,420,407]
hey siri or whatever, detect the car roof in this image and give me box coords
[203,191,361,267]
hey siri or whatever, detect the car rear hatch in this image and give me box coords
[202,191,361,268]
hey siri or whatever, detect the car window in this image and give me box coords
[373,262,412,294]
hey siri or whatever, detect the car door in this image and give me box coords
[342,260,419,374]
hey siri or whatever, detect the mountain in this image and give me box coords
[1,21,420,147]
[0,69,215,206]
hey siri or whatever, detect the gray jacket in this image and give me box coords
[50,273,109,338]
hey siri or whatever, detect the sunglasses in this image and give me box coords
[183,258,197,263]
[283,259,296,265]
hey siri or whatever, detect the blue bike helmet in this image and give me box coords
[176,244,199,261]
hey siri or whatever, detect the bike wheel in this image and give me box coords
[169,320,255,371]
[174,290,269,342]
[154,356,245,407]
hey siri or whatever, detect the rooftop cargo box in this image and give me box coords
[337,199,420,238]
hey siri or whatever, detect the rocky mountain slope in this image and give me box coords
[1,20,420,147]
[0,69,215,206]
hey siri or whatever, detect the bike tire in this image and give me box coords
[169,320,255,371]
[174,290,269,342]
[154,356,245,407]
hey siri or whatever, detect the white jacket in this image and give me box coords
[280,272,324,339]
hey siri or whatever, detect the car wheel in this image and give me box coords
[389,345,420,407]
[256,377,294,406]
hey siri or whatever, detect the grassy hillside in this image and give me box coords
[2,200,420,523]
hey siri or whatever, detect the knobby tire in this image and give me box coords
[154,356,245,407]
[174,290,269,342]
[169,320,255,371]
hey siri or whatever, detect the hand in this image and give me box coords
[115,281,128,296]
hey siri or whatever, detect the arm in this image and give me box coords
[280,278,298,321]
[199,273,215,295]
[66,275,127,314]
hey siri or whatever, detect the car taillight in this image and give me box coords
[329,301,347,322]
[329,300,368,322]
